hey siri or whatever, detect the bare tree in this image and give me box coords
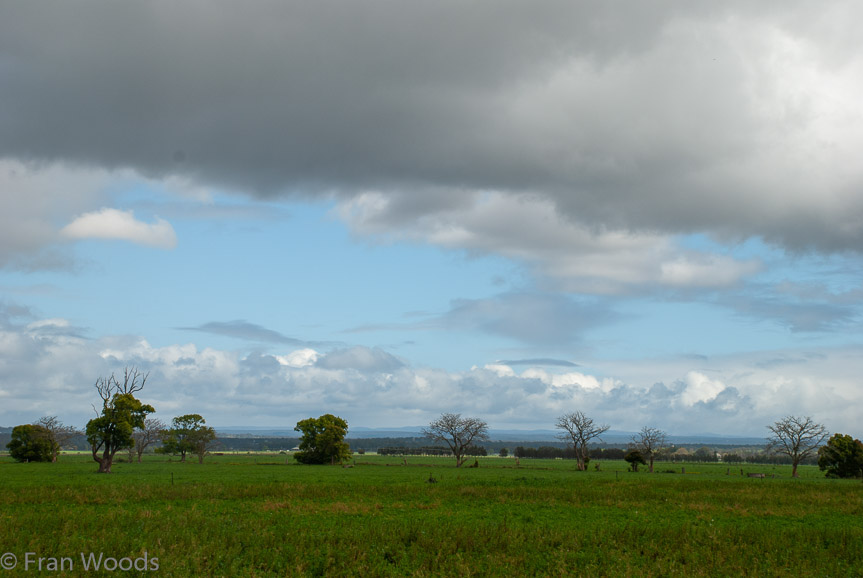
[130,418,166,463]
[190,425,219,464]
[34,416,81,463]
[631,426,667,473]
[422,413,489,467]
[555,411,610,471]
[767,415,829,478]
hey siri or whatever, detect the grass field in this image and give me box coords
[1,453,861,576]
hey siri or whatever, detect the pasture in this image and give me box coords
[1,453,861,576]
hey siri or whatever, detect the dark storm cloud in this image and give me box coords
[4,1,863,252]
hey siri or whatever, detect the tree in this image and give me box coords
[722,453,743,464]
[818,433,863,479]
[131,418,166,463]
[694,446,717,462]
[86,368,155,473]
[6,424,55,462]
[766,415,829,478]
[555,411,610,471]
[624,449,646,472]
[160,414,210,463]
[631,426,667,473]
[189,422,218,464]
[294,414,351,465]
[422,413,489,467]
[35,416,81,463]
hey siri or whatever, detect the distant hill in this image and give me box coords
[214,425,766,446]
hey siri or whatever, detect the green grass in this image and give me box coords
[1,453,861,576]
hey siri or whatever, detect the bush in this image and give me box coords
[624,450,646,472]
[818,433,863,479]
[6,424,55,462]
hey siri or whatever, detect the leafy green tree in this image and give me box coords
[818,433,863,479]
[160,414,212,462]
[86,368,155,473]
[624,449,646,472]
[294,414,351,465]
[189,422,218,464]
[6,424,55,462]
[722,453,743,464]
[694,447,716,462]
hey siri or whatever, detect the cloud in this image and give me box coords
[316,347,404,372]
[441,293,612,345]
[0,159,110,270]
[1,305,860,436]
[338,191,762,294]
[4,2,863,256]
[719,280,862,333]
[275,349,318,368]
[348,291,618,347]
[0,159,242,270]
[60,208,177,249]
[496,358,579,368]
[678,371,728,407]
[178,320,310,346]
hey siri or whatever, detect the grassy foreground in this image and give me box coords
[1,453,861,576]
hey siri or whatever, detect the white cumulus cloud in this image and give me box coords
[0,305,861,436]
[61,208,177,249]
[678,371,728,407]
[276,348,319,368]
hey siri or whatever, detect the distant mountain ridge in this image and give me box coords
[214,425,767,446]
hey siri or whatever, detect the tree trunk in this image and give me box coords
[91,445,115,473]
[95,451,113,473]
[649,457,655,473]
[792,461,799,478]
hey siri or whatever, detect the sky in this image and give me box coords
[1,1,863,436]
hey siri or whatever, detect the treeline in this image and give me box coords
[378,445,487,457]
[508,445,819,466]
[673,452,819,466]
[215,437,300,452]
[514,447,628,460]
